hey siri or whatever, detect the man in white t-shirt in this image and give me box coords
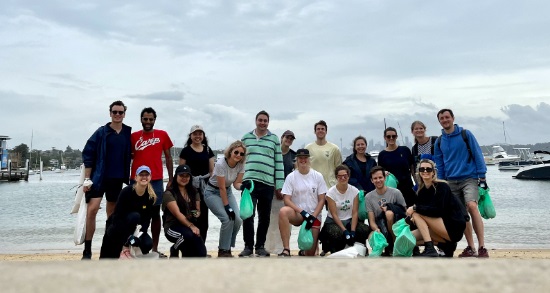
[305,120,342,189]
[278,149,327,257]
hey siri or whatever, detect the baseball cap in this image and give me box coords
[296,149,310,157]
[175,164,192,175]
[282,130,295,139]
[136,165,151,175]
[189,125,204,135]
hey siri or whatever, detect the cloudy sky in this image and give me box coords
[2,0,550,153]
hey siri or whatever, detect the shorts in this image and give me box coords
[85,178,125,203]
[129,179,165,206]
[312,218,322,230]
[447,178,479,206]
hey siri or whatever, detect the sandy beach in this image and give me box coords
[1,251,549,293]
[1,248,550,261]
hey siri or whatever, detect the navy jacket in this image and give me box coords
[82,122,132,191]
[343,153,377,193]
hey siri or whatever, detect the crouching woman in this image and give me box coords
[162,165,207,258]
[407,159,468,257]
[99,165,156,259]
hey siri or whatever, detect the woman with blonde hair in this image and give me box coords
[406,159,468,257]
[204,141,247,257]
[99,165,157,259]
[410,121,438,170]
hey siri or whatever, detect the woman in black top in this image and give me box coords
[406,159,467,257]
[99,165,156,259]
[179,125,215,242]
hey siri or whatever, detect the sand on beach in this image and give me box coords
[1,256,549,293]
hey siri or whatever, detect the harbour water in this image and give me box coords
[1,166,549,254]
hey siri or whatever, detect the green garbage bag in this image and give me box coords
[358,190,368,221]
[392,218,416,257]
[368,231,388,257]
[478,187,496,219]
[239,180,254,220]
[298,221,314,251]
[385,173,398,188]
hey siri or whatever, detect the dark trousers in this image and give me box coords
[165,223,207,257]
[196,191,209,242]
[242,181,274,249]
[100,212,140,259]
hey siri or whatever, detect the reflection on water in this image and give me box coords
[1,166,549,253]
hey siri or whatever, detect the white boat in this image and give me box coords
[368,150,380,161]
[513,151,550,180]
[491,146,520,163]
[498,148,550,170]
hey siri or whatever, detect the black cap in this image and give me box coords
[175,165,192,175]
[296,149,310,157]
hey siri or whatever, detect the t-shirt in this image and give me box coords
[305,142,342,188]
[326,184,359,221]
[131,129,173,180]
[281,169,328,215]
[209,158,245,188]
[162,189,198,230]
[365,187,406,219]
[282,149,296,178]
[179,145,214,176]
[378,146,414,187]
[106,130,129,179]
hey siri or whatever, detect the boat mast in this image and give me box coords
[503,121,507,144]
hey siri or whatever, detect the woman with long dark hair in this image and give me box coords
[378,127,416,207]
[406,159,467,257]
[343,135,377,193]
[162,165,207,258]
[179,125,215,242]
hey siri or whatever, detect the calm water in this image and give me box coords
[1,166,549,253]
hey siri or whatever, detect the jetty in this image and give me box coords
[0,135,30,182]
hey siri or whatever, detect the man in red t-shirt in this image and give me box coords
[131,107,174,257]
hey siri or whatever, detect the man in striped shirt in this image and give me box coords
[239,110,285,257]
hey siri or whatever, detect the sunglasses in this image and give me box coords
[233,150,245,156]
[111,110,125,115]
[385,135,397,139]
[336,174,349,179]
[419,167,434,173]
[142,117,155,122]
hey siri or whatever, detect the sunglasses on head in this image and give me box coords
[111,110,125,115]
[142,117,155,122]
[419,167,434,173]
[385,135,397,139]
[233,150,245,156]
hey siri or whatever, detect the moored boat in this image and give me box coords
[513,151,550,180]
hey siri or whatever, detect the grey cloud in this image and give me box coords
[126,91,184,101]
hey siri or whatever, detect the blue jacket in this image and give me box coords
[434,124,486,181]
[82,123,132,191]
[343,153,377,192]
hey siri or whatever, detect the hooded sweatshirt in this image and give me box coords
[433,124,486,181]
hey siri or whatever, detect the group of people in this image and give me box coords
[81,101,489,259]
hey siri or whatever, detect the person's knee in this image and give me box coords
[385,210,394,221]
[126,212,141,227]
[278,207,292,220]
[466,201,478,213]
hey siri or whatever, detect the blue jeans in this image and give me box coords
[204,185,242,250]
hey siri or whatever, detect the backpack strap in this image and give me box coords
[437,131,473,163]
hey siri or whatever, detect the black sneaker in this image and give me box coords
[170,246,179,259]
[238,246,254,257]
[255,246,270,257]
[82,250,92,260]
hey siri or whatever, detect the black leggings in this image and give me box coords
[99,212,152,259]
[165,223,207,257]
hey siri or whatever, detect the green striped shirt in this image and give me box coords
[241,130,284,189]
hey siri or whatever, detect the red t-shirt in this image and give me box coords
[131,129,173,180]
